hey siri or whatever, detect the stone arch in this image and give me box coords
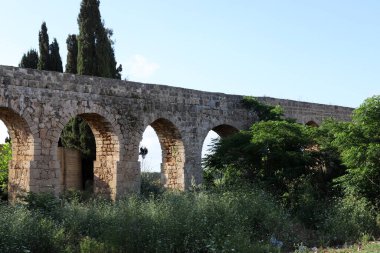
[80,113,120,197]
[306,120,319,127]
[52,106,122,199]
[0,107,36,200]
[149,118,185,190]
[201,124,239,158]
[211,124,239,138]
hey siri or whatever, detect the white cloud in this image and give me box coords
[128,55,159,81]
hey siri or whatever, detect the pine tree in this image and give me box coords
[65,35,78,74]
[49,38,63,72]
[19,49,39,69]
[37,22,50,70]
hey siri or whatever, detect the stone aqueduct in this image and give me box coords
[0,65,353,200]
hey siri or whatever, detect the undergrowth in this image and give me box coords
[0,186,377,253]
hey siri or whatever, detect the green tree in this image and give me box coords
[62,0,122,167]
[49,38,63,72]
[77,0,122,78]
[65,34,78,74]
[0,142,11,197]
[37,22,50,71]
[241,96,284,121]
[203,121,317,194]
[333,95,380,206]
[19,49,39,69]
[77,0,99,76]
[60,117,95,160]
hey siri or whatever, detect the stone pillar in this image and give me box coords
[182,131,205,189]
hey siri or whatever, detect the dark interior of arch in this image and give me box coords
[212,124,239,138]
[150,118,185,190]
[306,121,319,127]
[80,113,120,197]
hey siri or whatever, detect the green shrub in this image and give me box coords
[0,188,377,252]
[0,204,64,253]
[140,171,163,197]
[320,194,379,245]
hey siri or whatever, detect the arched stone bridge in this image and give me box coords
[0,65,353,200]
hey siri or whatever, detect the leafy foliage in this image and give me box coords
[241,96,284,121]
[60,117,95,160]
[0,142,11,198]
[140,172,163,198]
[203,121,318,195]
[0,189,376,252]
[203,99,352,226]
[8,188,293,253]
[332,96,380,206]
[320,195,378,244]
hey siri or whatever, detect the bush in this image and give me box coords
[0,204,64,253]
[320,194,379,245]
[0,188,378,252]
[140,171,163,197]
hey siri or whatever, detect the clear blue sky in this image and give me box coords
[1,1,379,107]
[1,1,380,170]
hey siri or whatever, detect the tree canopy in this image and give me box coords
[61,0,123,163]
[37,22,50,71]
[333,95,380,206]
[19,49,39,69]
[35,22,63,72]
[77,0,122,78]
[0,142,11,198]
[49,38,63,72]
[65,35,78,74]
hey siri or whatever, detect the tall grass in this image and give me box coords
[0,187,378,252]
[0,188,292,253]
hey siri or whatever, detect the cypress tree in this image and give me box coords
[96,26,115,78]
[37,22,50,70]
[77,0,122,78]
[65,34,78,74]
[19,49,39,69]
[62,0,123,182]
[49,38,63,72]
[77,0,100,76]
[61,117,95,160]
[99,28,122,79]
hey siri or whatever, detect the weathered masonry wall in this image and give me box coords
[257,97,353,126]
[0,65,353,200]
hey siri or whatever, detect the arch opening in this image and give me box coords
[0,108,35,201]
[202,124,239,166]
[306,121,319,127]
[59,113,119,198]
[212,124,239,138]
[201,130,220,162]
[142,118,185,190]
[138,126,162,193]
